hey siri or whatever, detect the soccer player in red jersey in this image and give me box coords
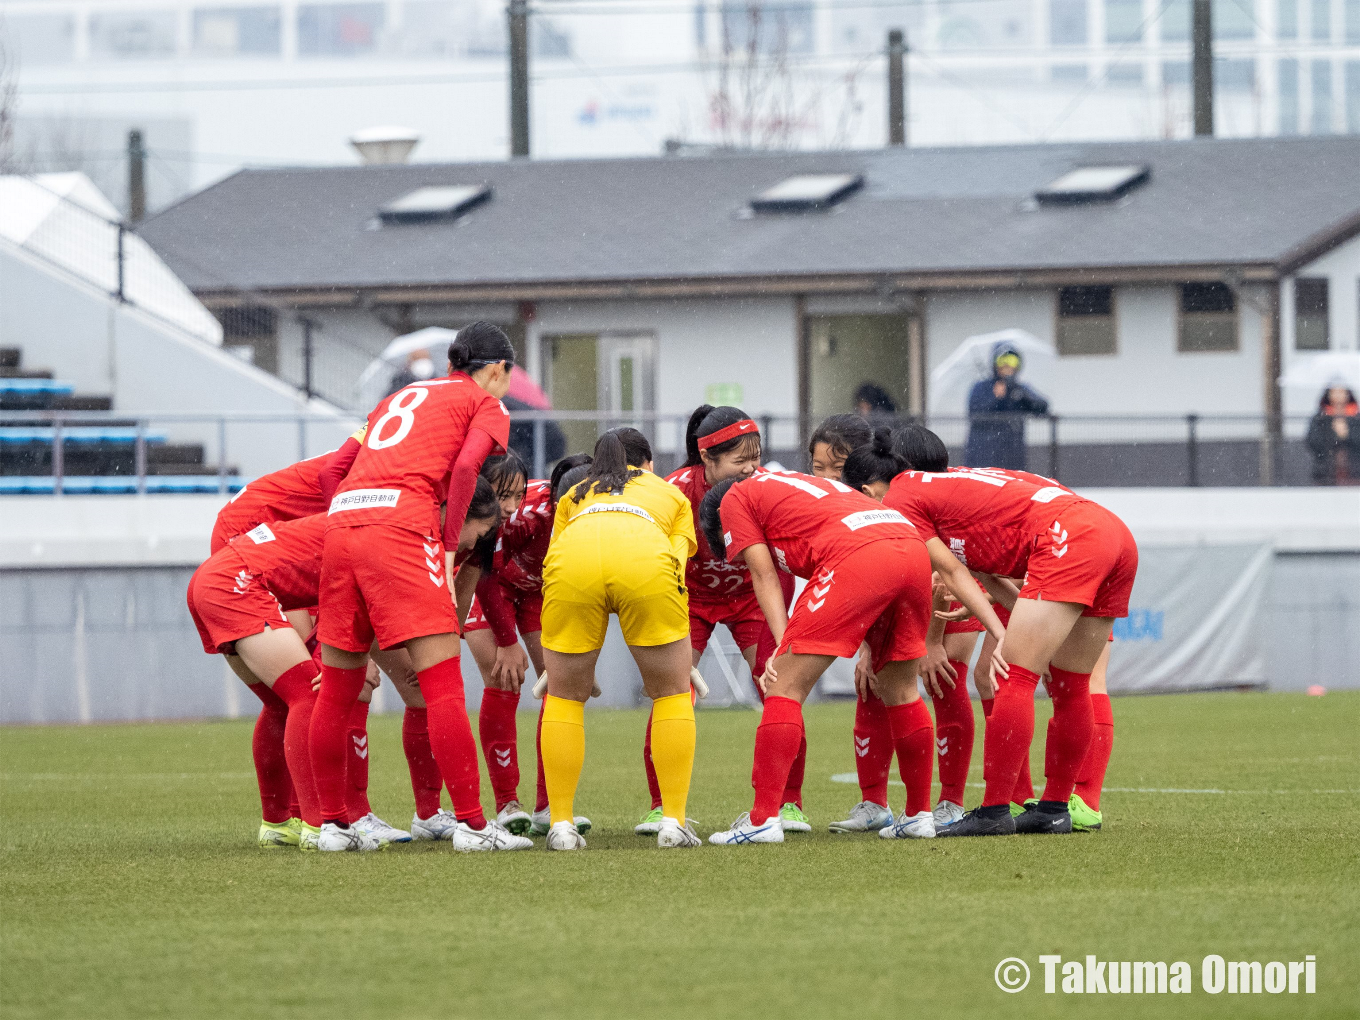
[187,512,344,851]
[700,449,1006,845]
[311,322,532,853]
[881,425,1137,836]
[463,453,594,836]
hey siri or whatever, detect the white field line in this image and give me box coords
[827,773,1358,795]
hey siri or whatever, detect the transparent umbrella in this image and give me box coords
[357,327,551,412]
[1279,351,1360,394]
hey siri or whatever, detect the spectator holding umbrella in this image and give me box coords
[964,340,1049,470]
[1306,383,1360,485]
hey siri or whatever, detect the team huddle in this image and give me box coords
[186,322,1134,852]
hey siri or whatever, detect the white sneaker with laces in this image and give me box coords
[496,801,533,835]
[352,812,412,845]
[317,821,382,852]
[657,816,701,848]
[410,809,459,841]
[546,820,587,850]
[828,801,894,833]
[932,800,965,829]
[879,810,937,839]
[708,811,784,846]
[451,818,534,852]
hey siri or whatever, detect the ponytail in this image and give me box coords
[842,426,905,493]
[571,427,653,502]
[549,453,592,503]
[698,476,740,557]
[448,321,516,375]
[684,404,761,468]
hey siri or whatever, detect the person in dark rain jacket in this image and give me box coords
[964,341,1049,469]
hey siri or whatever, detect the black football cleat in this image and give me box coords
[936,807,1016,837]
[1014,803,1074,834]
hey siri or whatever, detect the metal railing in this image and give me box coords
[0,409,1336,493]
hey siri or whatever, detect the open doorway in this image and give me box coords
[806,313,920,426]
[540,332,657,459]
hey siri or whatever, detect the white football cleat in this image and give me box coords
[657,816,701,848]
[530,807,590,835]
[410,809,460,841]
[546,820,587,850]
[317,821,382,852]
[879,810,937,839]
[708,811,784,846]
[828,801,894,833]
[496,801,533,836]
[352,812,412,845]
[451,818,533,852]
[932,800,965,829]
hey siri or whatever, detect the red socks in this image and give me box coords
[751,696,805,824]
[1074,692,1113,810]
[853,691,894,807]
[887,699,934,816]
[981,664,1039,808]
[1040,667,1094,804]
[346,700,371,823]
[478,687,521,811]
[418,657,486,829]
[248,683,293,824]
[534,701,549,813]
[783,733,807,809]
[271,661,323,827]
[932,661,975,805]
[402,707,444,819]
[643,708,663,810]
[308,664,366,824]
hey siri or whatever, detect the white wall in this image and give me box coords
[924,283,1267,419]
[0,241,357,477]
[531,295,801,453]
[1279,234,1360,417]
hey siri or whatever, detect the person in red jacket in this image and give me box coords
[463,453,593,836]
[311,322,532,853]
[881,425,1136,837]
[639,405,803,834]
[700,454,1005,845]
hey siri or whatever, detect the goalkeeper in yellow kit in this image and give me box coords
[539,427,700,850]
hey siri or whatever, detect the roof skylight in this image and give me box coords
[750,173,864,213]
[379,184,492,224]
[1036,165,1150,205]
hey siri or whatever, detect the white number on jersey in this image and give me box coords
[368,387,430,450]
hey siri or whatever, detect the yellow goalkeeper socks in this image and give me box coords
[541,695,585,826]
[649,692,696,823]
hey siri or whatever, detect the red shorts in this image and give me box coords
[187,548,289,654]
[943,601,985,635]
[464,591,544,637]
[777,539,932,673]
[209,519,237,554]
[318,523,459,653]
[1020,500,1139,618]
[689,593,769,654]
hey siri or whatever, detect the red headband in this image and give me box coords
[698,419,760,450]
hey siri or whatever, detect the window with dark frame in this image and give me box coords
[1056,285,1117,356]
[1294,278,1330,350]
[1178,283,1238,352]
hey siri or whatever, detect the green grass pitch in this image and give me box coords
[2,692,1357,1019]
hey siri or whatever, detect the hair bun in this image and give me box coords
[872,426,893,454]
[448,337,472,369]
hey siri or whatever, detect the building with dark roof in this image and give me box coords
[138,135,1360,476]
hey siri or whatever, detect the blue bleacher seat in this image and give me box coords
[0,427,168,444]
[0,380,75,394]
[0,476,244,495]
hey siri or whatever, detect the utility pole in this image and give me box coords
[1191,0,1214,136]
[127,128,146,222]
[887,29,907,147]
[508,0,530,158]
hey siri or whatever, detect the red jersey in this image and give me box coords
[494,479,554,594]
[667,464,758,602]
[720,469,921,579]
[883,466,1083,578]
[228,513,326,611]
[215,453,330,539]
[328,374,510,537]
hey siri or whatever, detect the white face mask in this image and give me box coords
[409,357,435,379]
